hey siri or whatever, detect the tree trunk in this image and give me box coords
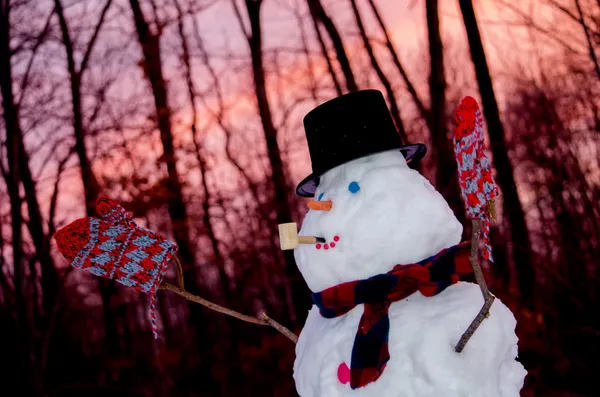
[425,0,465,223]
[19,142,57,323]
[127,5,215,382]
[54,0,122,362]
[0,3,34,392]
[349,0,407,142]
[458,0,535,305]
[54,0,104,215]
[242,0,311,323]
[128,0,194,266]
[307,0,358,92]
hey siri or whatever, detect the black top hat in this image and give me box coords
[296,90,427,197]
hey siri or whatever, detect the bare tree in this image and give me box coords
[187,12,284,315]
[293,0,320,100]
[0,1,34,391]
[233,0,311,321]
[173,0,230,302]
[128,0,195,266]
[425,0,464,221]
[366,0,429,120]
[458,0,536,305]
[348,0,407,141]
[308,4,343,95]
[54,0,111,215]
[541,0,600,79]
[573,0,600,79]
[307,0,358,92]
[1,4,59,332]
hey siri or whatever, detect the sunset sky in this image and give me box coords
[8,0,588,228]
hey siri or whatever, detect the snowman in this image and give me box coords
[287,90,526,397]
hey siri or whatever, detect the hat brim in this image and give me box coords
[295,143,427,197]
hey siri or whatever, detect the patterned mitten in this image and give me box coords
[454,96,499,261]
[54,195,178,338]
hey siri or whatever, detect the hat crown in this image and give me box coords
[297,90,426,197]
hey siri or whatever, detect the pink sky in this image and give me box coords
[6,0,591,234]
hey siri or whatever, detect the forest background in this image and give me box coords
[1,0,599,396]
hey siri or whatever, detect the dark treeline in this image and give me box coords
[0,0,598,396]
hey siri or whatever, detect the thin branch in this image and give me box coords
[495,0,584,55]
[470,220,491,297]
[79,0,113,75]
[231,0,251,40]
[366,0,429,120]
[47,147,74,238]
[455,220,495,352]
[17,8,54,106]
[312,16,342,95]
[454,292,495,352]
[348,0,407,140]
[573,0,600,80]
[172,254,185,292]
[262,313,298,343]
[160,280,298,343]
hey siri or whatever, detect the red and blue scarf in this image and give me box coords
[312,242,473,389]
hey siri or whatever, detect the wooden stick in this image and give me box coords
[298,236,317,244]
[263,313,299,343]
[159,258,298,344]
[455,220,495,353]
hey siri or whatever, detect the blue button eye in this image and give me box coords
[317,193,324,201]
[348,182,360,194]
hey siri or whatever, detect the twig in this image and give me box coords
[172,255,185,291]
[262,313,299,343]
[455,220,495,352]
[159,259,298,344]
[469,220,490,297]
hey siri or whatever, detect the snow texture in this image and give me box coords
[293,150,526,396]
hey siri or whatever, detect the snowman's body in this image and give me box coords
[293,150,526,397]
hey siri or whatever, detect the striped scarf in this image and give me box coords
[312,242,473,389]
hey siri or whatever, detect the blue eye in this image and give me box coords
[317,193,324,201]
[348,182,360,194]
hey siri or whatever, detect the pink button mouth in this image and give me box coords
[316,235,340,250]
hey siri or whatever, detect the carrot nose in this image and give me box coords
[308,200,333,211]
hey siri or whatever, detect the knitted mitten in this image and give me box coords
[453,96,499,261]
[54,195,178,338]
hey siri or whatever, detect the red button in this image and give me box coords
[333,236,340,242]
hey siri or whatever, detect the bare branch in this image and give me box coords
[47,147,74,238]
[349,0,407,141]
[495,0,585,55]
[573,0,600,80]
[160,281,298,343]
[79,0,113,75]
[17,8,54,106]
[231,0,250,40]
[367,0,429,120]
[455,220,495,352]
[310,8,342,95]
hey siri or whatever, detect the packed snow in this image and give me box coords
[293,150,526,396]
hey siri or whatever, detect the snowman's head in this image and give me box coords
[294,150,463,292]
